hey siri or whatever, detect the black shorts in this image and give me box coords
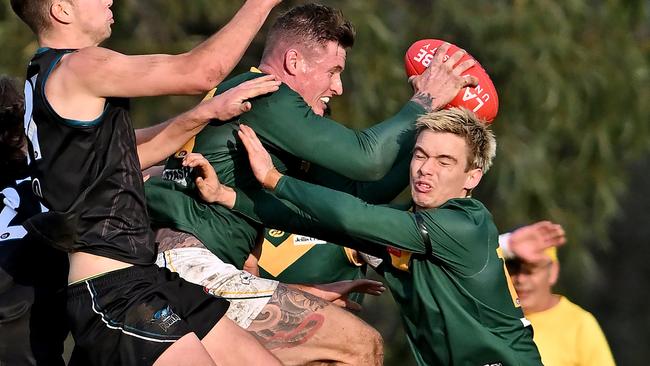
[0,239,69,366]
[66,265,229,366]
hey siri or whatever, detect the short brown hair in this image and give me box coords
[0,76,27,184]
[415,108,496,173]
[263,3,355,57]
[10,0,52,34]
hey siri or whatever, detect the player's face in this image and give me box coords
[507,259,558,313]
[73,0,114,44]
[410,130,482,210]
[293,41,346,116]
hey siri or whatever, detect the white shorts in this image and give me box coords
[156,247,279,329]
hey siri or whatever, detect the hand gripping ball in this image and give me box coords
[404,39,499,123]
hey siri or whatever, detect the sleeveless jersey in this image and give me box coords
[22,48,155,265]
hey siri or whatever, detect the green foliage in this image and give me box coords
[1,1,648,364]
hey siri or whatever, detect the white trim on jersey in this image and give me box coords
[23,75,42,164]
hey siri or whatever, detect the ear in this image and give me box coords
[50,0,74,25]
[463,168,483,191]
[283,49,300,76]
[548,261,560,286]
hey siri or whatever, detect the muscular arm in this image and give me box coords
[55,0,279,98]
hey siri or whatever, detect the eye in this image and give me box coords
[414,153,426,160]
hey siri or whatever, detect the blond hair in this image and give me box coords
[415,107,496,172]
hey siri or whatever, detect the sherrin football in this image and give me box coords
[404,39,499,123]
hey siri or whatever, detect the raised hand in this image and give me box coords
[508,220,567,263]
[409,42,479,112]
[237,124,282,190]
[201,75,281,122]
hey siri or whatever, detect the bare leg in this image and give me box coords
[249,284,384,365]
[201,317,282,366]
[153,333,216,366]
[155,228,383,365]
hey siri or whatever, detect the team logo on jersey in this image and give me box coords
[161,167,192,187]
[151,305,181,332]
[268,229,285,238]
[293,235,326,246]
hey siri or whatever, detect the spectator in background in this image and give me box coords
[506,246,616,366]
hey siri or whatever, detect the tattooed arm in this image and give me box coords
[154,228,384,364]
[248,283,384,364]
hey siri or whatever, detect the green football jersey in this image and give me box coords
[259,229,365,284]
[146,70,423,268]
[233,176,543,366]
[258,229,367,303]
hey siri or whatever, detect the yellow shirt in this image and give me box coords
[527,296,616,366]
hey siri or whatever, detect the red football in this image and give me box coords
[404,39,499,123]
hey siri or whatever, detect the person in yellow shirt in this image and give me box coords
[506,246,616,366]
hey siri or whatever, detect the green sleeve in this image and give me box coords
[232,188,393,258]
[272,177,496,272]
[416,200,495,275]
[301,154,410,204]
[244,84,424,181]
[271,176,428,254]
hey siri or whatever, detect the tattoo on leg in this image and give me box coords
[155,228,206,252]
[247,284,327,349]
[410,92,436,112]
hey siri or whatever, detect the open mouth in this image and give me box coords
[415,181,432,193]
[319,96,330,106]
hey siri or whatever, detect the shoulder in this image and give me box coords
[55,47,113,75]
[423,198,492,229]
[558,297,601,325]
[421,198,495,246]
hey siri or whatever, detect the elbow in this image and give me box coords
[358,158,391,181]
[182,53,227,93]
[194,60,228,92]
[194,69,223,92]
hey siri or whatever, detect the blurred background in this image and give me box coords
[1,0,648,364]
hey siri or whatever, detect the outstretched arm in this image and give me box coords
[136,76,280,169]
[245,44,477,181]
[237,124,427,253]
[52,0,282,98]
